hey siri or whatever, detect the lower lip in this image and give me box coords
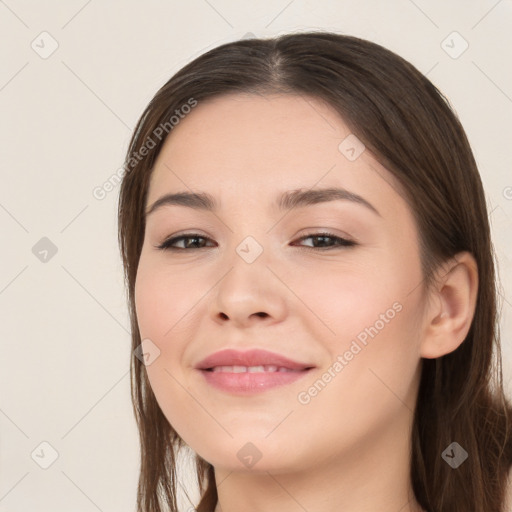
[198,368,312,394]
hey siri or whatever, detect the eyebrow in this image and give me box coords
[145,187,381,217]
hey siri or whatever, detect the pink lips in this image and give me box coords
[195,348,312,371]
[195,349,314,394]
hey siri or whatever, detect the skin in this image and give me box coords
[134,93,478,512]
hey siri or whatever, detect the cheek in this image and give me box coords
[292,250,423,404]
[133,261,191,401]
[295,299,422,457]
[134,260,202,442]
[285,252,412,343]
[134,256,200,341]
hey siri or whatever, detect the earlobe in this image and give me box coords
[420,251,479,359]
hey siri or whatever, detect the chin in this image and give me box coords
[186,435,305,474]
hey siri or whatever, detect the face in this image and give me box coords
[134,93,427,473]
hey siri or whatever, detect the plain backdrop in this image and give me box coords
[0,1,511,511]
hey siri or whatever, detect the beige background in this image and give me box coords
[0,1,511,511]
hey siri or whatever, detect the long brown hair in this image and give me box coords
[117,31,512,511]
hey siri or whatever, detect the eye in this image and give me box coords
[156,233,214,250]
[292,232,357,250]
[155,231,357,251]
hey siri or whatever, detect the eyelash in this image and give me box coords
[155,231,357,251]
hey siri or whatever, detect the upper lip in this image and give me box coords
[195,349,314,371]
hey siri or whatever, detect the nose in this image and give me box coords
[208,257,288,329]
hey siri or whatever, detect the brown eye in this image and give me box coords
[156,234,215,251]
[293,232,357,250]
[155,231,357,252]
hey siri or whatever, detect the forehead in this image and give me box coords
[153,93,348,170]
[146,93,408,218]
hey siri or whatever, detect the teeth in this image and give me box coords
[210,365,294,373]
[248,365,265,373]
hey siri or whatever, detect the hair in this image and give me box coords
[117,31,512,511]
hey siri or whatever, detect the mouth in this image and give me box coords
[195,348,314,371]
[195,349,315,394]
[206,365,305,373]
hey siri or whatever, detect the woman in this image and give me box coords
[118,31,512,511]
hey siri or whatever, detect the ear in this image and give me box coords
[420,251,479,359]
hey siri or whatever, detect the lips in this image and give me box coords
[195,349,315,394]
[195,348,314,372]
